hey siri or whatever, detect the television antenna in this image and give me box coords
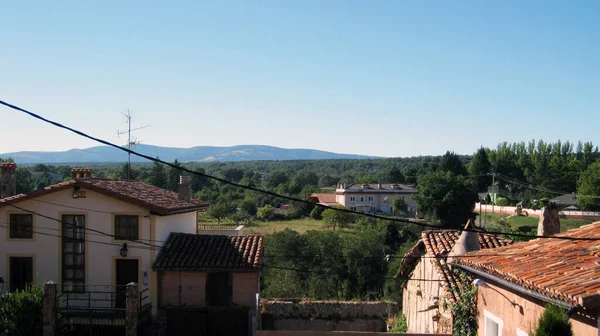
[117,109,150,179]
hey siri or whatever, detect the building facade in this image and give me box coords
[0,165,208,318]
[335,183,418,214]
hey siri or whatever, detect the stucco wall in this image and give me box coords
[402,255,452,334]
[160,271,259,308]
[477,282,598,336]
[0,187,198,312]
[336,193,416,213]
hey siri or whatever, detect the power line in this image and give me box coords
[1,99,600,241]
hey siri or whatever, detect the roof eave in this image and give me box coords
[451,263,576,310]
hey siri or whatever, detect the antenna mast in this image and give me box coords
[117,110,150,179]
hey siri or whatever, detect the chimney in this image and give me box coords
[538,202,560,236]
[0,162,17,198]
[377,183,382,189]
[71,168,93,180]
[178,175,192,201]
[448,220,480,263]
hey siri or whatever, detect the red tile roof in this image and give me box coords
[455,222,600,309]
[0,178,208,215]
[309,193,337,205]
[396,229,513,302]
[153,233,264,271]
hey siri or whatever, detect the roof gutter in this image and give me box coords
[451,263,574,310]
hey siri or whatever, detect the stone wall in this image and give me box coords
[260,300,399,332]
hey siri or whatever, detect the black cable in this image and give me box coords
[1,99,599,241]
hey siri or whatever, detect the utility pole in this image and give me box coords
[488,172,497,214]
[117,110,150,179]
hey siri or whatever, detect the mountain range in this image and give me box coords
[0,144,375,164]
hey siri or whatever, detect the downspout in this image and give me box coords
[452,263,574,310]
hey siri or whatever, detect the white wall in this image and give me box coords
[0,187,197,311]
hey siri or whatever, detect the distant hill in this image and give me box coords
[0,144,376,164]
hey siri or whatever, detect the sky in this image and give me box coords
[1,1,599,158]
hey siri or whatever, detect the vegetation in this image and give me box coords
[389,313,408,333]
[414,171,478,227]
[577,161,600,210]
[531,304,573,336]
[0,285,44,336]
[449,272,478,336]
[321,206,353,231]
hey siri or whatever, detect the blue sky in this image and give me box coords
[1,1,599,157]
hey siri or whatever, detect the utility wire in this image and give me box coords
[1,99,600,241]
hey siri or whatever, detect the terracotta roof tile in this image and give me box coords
[0,178,208,215]
[153,233,264,271]
[455,222,600,309]
[309,193,338,205]
[396,229,513,302]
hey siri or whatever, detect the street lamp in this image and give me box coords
[120,243,128,258]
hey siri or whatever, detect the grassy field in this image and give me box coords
[198,215,337,235]
[477,212,593,233]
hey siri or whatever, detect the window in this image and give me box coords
[62,215,85,292]
[350,196,356,202]
[9,214,33,239]
[206,271,232,306]
[360,196,364,202]
[114,215,139,240]
[371,207,376,212]
[351,207,357,211]
[484,310,503,336]
[367,196,374,202]
[9,256,33,292]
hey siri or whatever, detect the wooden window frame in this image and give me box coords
[7,213,35,241]
[61,214,86,293]
[113,215,140,241]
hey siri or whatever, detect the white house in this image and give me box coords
[0,164,208,317]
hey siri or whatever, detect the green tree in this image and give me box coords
[167,159,183,191]
[392,197,408,215]
[238,199,258,216]
[293,170,319,188]
[577,161,600,210]
[414,171,478,227]
[532,304,573,336]
[438,151,468,176]
[119,163,138,180]
[257,204,276,220]
[263,170,288,189]
[321,206,352,231]
[221,168,245,183]
[387,167,406,183]
[207,202,236,224]
[148,159,168,189]
[468,147,491,192]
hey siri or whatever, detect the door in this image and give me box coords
[115,259,139,308]
[9,256,33,292]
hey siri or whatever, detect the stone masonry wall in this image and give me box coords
[260,300,399,332]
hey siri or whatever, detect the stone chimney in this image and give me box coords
[178,175,192,201]
[0,162,17,199]
[538,203,560,236]
[448,220,480,263]
[71,168,92,180]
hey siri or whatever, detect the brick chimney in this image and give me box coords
[538,202,560,236]
[0,162,17,198]
[448,220,480,263]
[71,168,93,180]
[178,175,192,201]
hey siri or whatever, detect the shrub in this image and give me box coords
[450,272,478,336]
[532,304,573,336]
[389,313,408,332]
[495,197,509,206]
[0,285,44,336]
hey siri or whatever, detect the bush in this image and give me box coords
[309,206,325,220]
[495,197,509,206]
[0,285,44,336]
[532,304,573,336]
[389,313,408,332]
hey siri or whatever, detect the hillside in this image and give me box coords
[0,144,375,164]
